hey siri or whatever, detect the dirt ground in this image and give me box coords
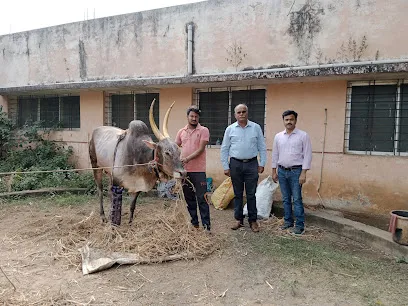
[1,195,407,306]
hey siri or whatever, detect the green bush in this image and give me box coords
[0,106,13,159]
[0,121,99,193]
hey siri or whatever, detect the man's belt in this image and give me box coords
[278,165,302,171]
[231,156,257,163]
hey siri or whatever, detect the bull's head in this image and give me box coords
[145,99,186,180]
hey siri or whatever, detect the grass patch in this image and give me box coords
[248,232,400,277]
[0,191,159,211]
[0,193,96,209]
[234,231,408,305]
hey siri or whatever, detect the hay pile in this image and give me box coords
[259,215,325,241]
[54,195,220,269]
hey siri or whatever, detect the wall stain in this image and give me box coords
[78,40,87,80]
[150,12,158,37]
[315,35,372,64]
[287,0,324,64]
[25,33,30,57]
[116,30,121,45]
[163,25,170,37]
[336,35,368,62]
[225,40,247,71]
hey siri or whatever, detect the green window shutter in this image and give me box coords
[18,97,38,127]
[399,84,408,152]
[40,97,60,128]
[199,91,229,145]
[111,94,134,129]
[61,96,80,129]
[349,85,396,152]
[231,89,265,134]
[135,93,159,141]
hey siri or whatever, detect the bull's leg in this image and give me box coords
[93,168,107,223]
[129,192,141,224]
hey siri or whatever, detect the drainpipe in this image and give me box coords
[187,24,193,75]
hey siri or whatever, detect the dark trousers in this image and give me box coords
[230,158,259,224]
[182,172,211,229]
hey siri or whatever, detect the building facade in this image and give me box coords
[1,0,407,217]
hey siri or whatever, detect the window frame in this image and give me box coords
[345,80,408,157]
[16,95,80,130]
[194,86,267,147]
[106,91,160,140]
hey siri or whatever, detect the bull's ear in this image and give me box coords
[142,140,157,150]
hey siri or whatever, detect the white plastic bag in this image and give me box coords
[243,176,279,219]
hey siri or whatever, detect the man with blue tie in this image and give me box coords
[221,104,267,232]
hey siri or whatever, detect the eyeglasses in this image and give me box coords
[236,110,247,114]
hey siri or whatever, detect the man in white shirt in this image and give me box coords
[272,110,312,235]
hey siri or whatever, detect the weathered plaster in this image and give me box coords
[1,0,408,88]
[1,62,408,94]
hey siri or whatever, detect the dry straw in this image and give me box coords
[53,180,220,268]
[1,181,220,305]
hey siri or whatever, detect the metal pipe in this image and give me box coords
[187,24,193,75]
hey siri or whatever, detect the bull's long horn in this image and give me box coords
[149,99,165,141]
[162,101,175,139]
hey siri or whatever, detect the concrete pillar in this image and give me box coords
[0,95,8,113]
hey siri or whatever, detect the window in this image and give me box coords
[198,91,229,146]
[18,97,38,126]
[17,96,80,129]
[345,81,408,155]
[40,97,59,128]
[110,93,159,140]
[61,96,81,129]
[196,88,266,145]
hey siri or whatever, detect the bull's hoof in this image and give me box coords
[101,216,107,223]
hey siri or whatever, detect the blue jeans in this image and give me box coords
[230,158,259,224]
[278,167,305,230]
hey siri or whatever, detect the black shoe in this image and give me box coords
[291,227,305,235]
[280,224,294,230]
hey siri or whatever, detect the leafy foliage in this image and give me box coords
[0,119,96,193]
[0,106,13,159]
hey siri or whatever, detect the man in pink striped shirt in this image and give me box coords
[272,110,312,235]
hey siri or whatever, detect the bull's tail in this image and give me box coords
[89,137,97,169]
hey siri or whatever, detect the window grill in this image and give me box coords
[16,95,80,129]
[194,86,266,146]
[108,92,160,141]
[345,80,408,155]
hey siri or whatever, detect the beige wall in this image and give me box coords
[1,0,408,88]
[3,81,408,215]
[205,80,408,214]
